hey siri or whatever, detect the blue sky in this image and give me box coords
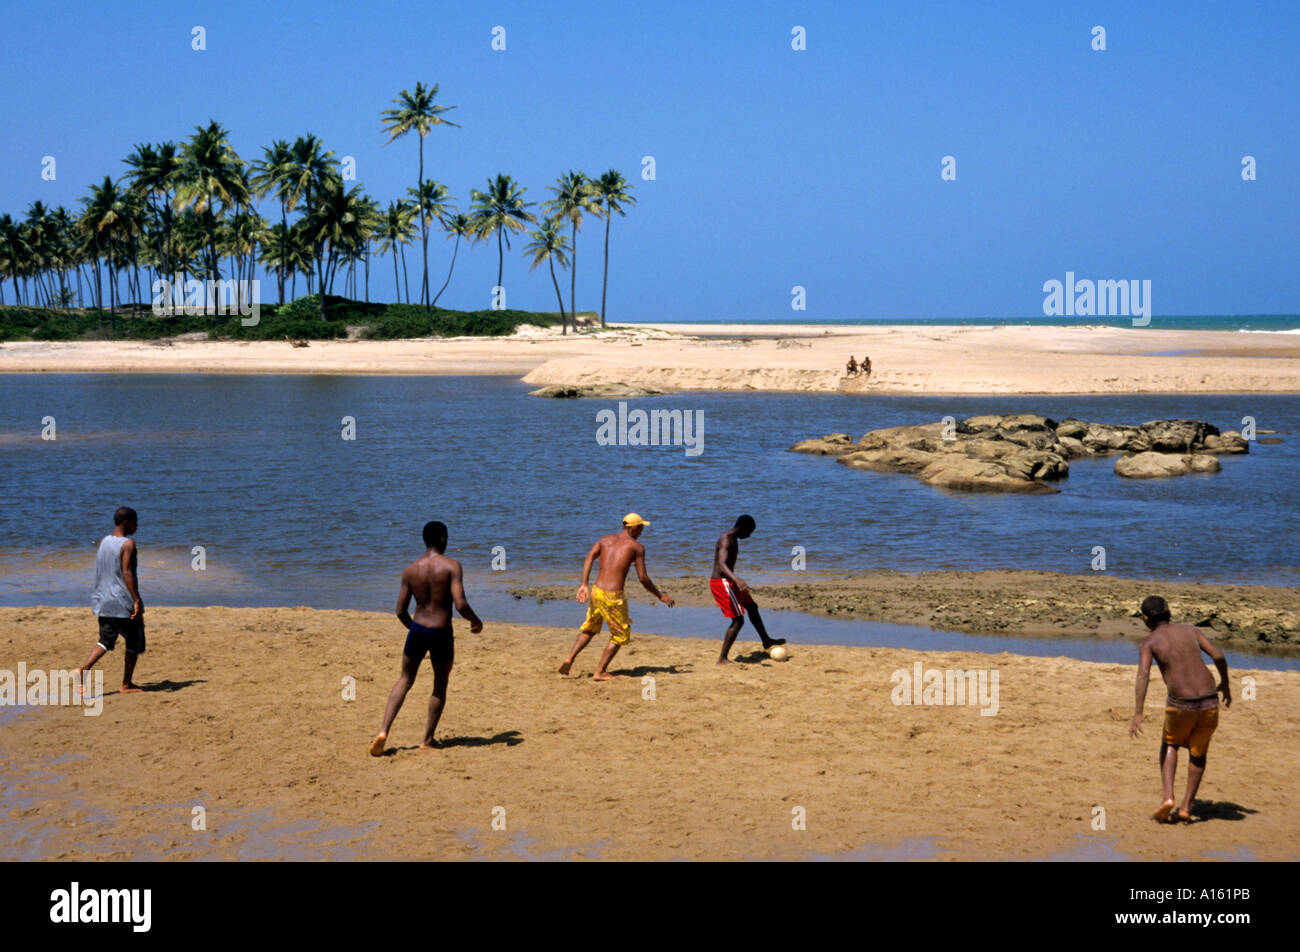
[2,0,1297,321]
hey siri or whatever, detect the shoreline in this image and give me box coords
[3,324,1300,393]
[2,605,1296,861]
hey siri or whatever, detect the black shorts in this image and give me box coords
[98,616,145,654]
[403,623,453,664]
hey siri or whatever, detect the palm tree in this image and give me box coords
[285,134,338,316]
[0,213,24,306]
[543,171,596,317]
[251,140,297,304]
[524,220,572,334]
[376,201,416,305]
[78,176,134,329]
[381,82,459,310]
[125,141,182,279]
[174,121,249,301]
[433,212,473,307]
[23,201,54,306]
[592,169,637,327]
[469,174,536,295]
[304,178,373,297]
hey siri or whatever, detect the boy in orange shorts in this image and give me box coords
[1129,595,1231,823]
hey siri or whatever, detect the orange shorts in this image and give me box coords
[1162,706,1218,758]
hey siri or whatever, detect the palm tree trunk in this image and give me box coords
[107,245,117,334]
[432,235,459,306]
[392,250,400,305]
[549,257,567,335]
[279,200,287,304]
[418,137,429,310]
[400,246,410,304]
[570,220,577,317]
[600,211,611,328]
[496,228,503,292]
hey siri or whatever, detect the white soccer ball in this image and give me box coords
[769,645,790,661]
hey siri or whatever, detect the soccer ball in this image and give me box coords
[769,645,790,661]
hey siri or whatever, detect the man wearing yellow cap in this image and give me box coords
[559,513,675,681]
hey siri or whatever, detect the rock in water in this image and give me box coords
[1114,451,1221,478]
[529,383,663,399]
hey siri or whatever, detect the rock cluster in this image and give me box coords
[791,414,1248,493]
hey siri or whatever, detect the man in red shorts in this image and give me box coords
[710,514,785,664]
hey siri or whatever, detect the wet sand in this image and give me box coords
[513,570,1300,652]
[1,605,1295,861]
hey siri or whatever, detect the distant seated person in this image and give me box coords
[861,356,872,377]
[845,356,858,376]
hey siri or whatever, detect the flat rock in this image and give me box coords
[529,383,663,399]
[1114,451,1221,478]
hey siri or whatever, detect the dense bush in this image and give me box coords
[0,296,563,342]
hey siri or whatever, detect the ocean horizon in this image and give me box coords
[627,314,1300,333]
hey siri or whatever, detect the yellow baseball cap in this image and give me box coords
[623,513,651,527]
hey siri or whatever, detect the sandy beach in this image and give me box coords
[2,605,1295,861]
[3,324,1299,394]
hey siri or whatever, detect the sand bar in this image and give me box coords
[2,324,1299,394]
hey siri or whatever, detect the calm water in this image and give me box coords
[1,375,1296,619]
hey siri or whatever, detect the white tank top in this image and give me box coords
[92,535,135,618]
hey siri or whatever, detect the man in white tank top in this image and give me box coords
[75,506,145,695]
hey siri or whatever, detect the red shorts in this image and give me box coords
[710,578,754,618]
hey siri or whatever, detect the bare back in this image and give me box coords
[1144,622,1218,699]
[401,553,459,628]
[711,528,739,579]
[592,533,644,593]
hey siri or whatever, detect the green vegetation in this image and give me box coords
[0,296,565,342]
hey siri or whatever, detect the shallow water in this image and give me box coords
[1,375,1296,613]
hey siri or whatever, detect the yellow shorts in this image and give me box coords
[1162,706,1218,758]
[580,587,631,645]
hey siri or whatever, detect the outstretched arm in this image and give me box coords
[395,573,413,629]
[635,546,675,606]
[452,561,483,633]
[1197,628,1231,707]
[576,541,601,602]
[1130,640,1153,737]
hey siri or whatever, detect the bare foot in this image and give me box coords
[592,672,621,681]
[1152,799,1176,822]
[764,638,787,647]
[419,740,444,750]
[74,669,85,697]
[717,658,732,666]
[1177,807,1194,823]
[119,684,143,694]
[558,660,572,675]
[369,732,387,757]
